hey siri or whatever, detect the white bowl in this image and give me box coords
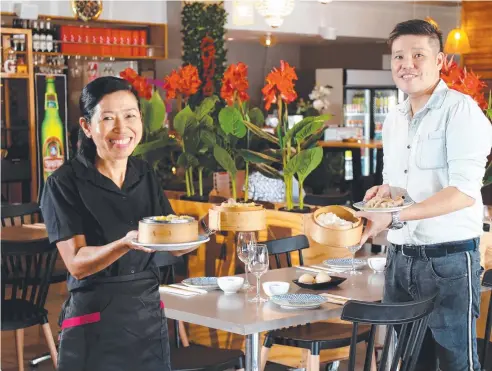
[368,257,386,273]
[262,281,290,297]
[217,276,244,294]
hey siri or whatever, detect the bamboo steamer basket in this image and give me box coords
[308,205,363,247]
[209,203,266,232]
[138,216,198,244]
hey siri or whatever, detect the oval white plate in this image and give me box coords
[353,199,414,213]
[182,277,219,291]
[132,234,210,252]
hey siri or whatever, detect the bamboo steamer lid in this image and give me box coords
[138,216,198,244]
[309,205,363,247]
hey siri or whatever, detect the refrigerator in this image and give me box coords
[316,69,405,178]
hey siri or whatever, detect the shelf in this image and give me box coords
[33,51,165,61]
[0,72,29,79]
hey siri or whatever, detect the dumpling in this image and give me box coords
[298,273,315,284]
[315,271,332,283]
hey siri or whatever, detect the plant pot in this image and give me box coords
[278,206,313,214]
[180,194,209,203]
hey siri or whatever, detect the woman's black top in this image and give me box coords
[40,153,174,291]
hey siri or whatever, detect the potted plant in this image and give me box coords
[241,61,331,212]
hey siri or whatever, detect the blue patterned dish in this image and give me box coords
[182,277,219,290]
[323,258,366,269]
[270,293,327,309]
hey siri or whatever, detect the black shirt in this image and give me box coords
[40,153,174,290]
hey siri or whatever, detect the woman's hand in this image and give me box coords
[121,230,154,253]
[364,184,391,201]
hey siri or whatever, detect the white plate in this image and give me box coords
[270,294,327,309]
[323,258,366,270]
[182,277,219,291]
[353,199,414,213]
[132,235,210,252]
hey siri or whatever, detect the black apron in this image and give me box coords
[57,269,171,371]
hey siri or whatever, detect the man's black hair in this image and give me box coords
[388,19,443,53]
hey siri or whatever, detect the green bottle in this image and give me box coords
[41,76,65,181]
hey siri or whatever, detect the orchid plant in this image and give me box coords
[309,85,332,113]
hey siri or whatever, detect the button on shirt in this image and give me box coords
[382,79,492,245]
[40,153,174,290]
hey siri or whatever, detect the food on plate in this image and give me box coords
[298,273,315,284]
[152,214,194,223]
[316,212,351,227]
[315,271,332,284]
[364,195,405,209]
[220,198,257,208]
[138,215,198,244]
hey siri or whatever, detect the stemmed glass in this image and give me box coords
[346,244,362,275]
[237,232,255,290]
[248,243,269,303]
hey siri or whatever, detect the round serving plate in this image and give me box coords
[270,293,327,309]
[353,199,414,213]
[182,277,219,291]
[323,258,366,270]
[132,234,209,252]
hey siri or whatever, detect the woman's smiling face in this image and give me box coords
[80,90,143,161]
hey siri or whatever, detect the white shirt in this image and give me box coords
[382,79,492,245]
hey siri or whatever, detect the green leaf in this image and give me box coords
[196,95,219,120]
[213,145,237,176]
[183,128,200,154]
[218,106,247,138]
[132,137,170,156]
[248,108,265,127]
[243,120,279,145]
[174,106,196,137]
[252,163,283,180]
[199,114,214,131]
[200,129,216,147]
[301,127,325,150]
[294,120,325,144]
[285,147,324,182]
[263,149,283,162]
[142,91,166,133]
[177,152,199,169]
[236,149,278,164]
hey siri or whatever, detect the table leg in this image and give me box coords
[351,148,363,201]
[245,332,260,371]
[375,148,384,185]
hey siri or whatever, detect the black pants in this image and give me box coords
[58,270,171,371]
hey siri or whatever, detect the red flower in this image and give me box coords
[120,68,152,100]
[441,55,487,110]
[162,65,201,100]
[201,36,216,97]
[221,62,250,106]
[162,70,181,100]
[262,60,298,111]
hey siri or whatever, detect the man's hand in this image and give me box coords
[356,211,392,246]
[363,184,391,201]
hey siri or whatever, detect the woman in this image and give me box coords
[41,76,188,371]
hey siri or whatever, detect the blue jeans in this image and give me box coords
[383,240,482,371]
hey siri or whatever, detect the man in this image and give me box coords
[357,19,492,370]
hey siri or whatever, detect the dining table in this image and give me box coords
[160,265,385,371]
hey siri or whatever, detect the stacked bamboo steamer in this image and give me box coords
[138,216,198,244]
[308,205,363,247]
[208,202,266,232]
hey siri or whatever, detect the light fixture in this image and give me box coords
[255,0,295,28]
[424,16,439,31]
[232,0,255,26]
[260,33,277,47]
[444,28,471,54]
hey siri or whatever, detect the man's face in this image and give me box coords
[391,34,444,97]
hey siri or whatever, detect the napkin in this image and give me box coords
[159,286,199,297]
[320,293,352,305]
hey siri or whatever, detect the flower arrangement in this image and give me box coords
[201,36,216,97]
[309,85,332,113]
[160,65,201,108]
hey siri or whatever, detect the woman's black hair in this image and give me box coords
[78,76,140,161]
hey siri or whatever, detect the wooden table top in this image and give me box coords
[318,140,383,149]
[1,223,48,242]
[160,265,384,336]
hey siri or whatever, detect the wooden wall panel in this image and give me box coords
[462,1,492,81]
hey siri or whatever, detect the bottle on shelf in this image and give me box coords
[46,20,54,53]
[33,21,40,52]
[39,20,47,52]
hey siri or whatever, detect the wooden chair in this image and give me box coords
[478,269,492,370]
[341,293,437,371]
[158,254,245,371]
[1,238,59,370]
[260,235,372,371]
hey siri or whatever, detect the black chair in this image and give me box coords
[260,235,372,371]
[158,254,245,371]
[304,192,351,207]
[1,239,59,371]
[341,293,437,371]
[479,269,492,370]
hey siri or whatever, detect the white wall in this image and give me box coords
[1,0,167,24]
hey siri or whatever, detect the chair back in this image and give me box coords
[481,269,492,368]
[1,202,43,226]
[341,293,437,371]
[1,239,58,327]
[264,235,309,269]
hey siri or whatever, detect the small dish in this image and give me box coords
[270,293,327,309]
[323,258,366,270]
[262,281,290,297]
[182,277,219,291]
[217,276,244,294]
[292,276,347,290]
[368,257,386,273]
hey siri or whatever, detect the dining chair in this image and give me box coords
[158,253,246,371]
[340,292,437,371]
[260,235,372,371]
[1,238,59,371]
[478,269,492,370]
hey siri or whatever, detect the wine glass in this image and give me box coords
[346,244,362,275]
[237,232,255,290]
[248,243,269,303]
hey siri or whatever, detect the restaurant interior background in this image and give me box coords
[1,0,492,370]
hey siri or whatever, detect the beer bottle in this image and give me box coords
[41,76,65,181]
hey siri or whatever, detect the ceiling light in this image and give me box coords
[424,16,439,31]
[260,33,277,47]
[444,28,471,54]
[255,0,295,28]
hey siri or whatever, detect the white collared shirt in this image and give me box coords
[382,79,492,245]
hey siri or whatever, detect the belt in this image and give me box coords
[392,238,477,258]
